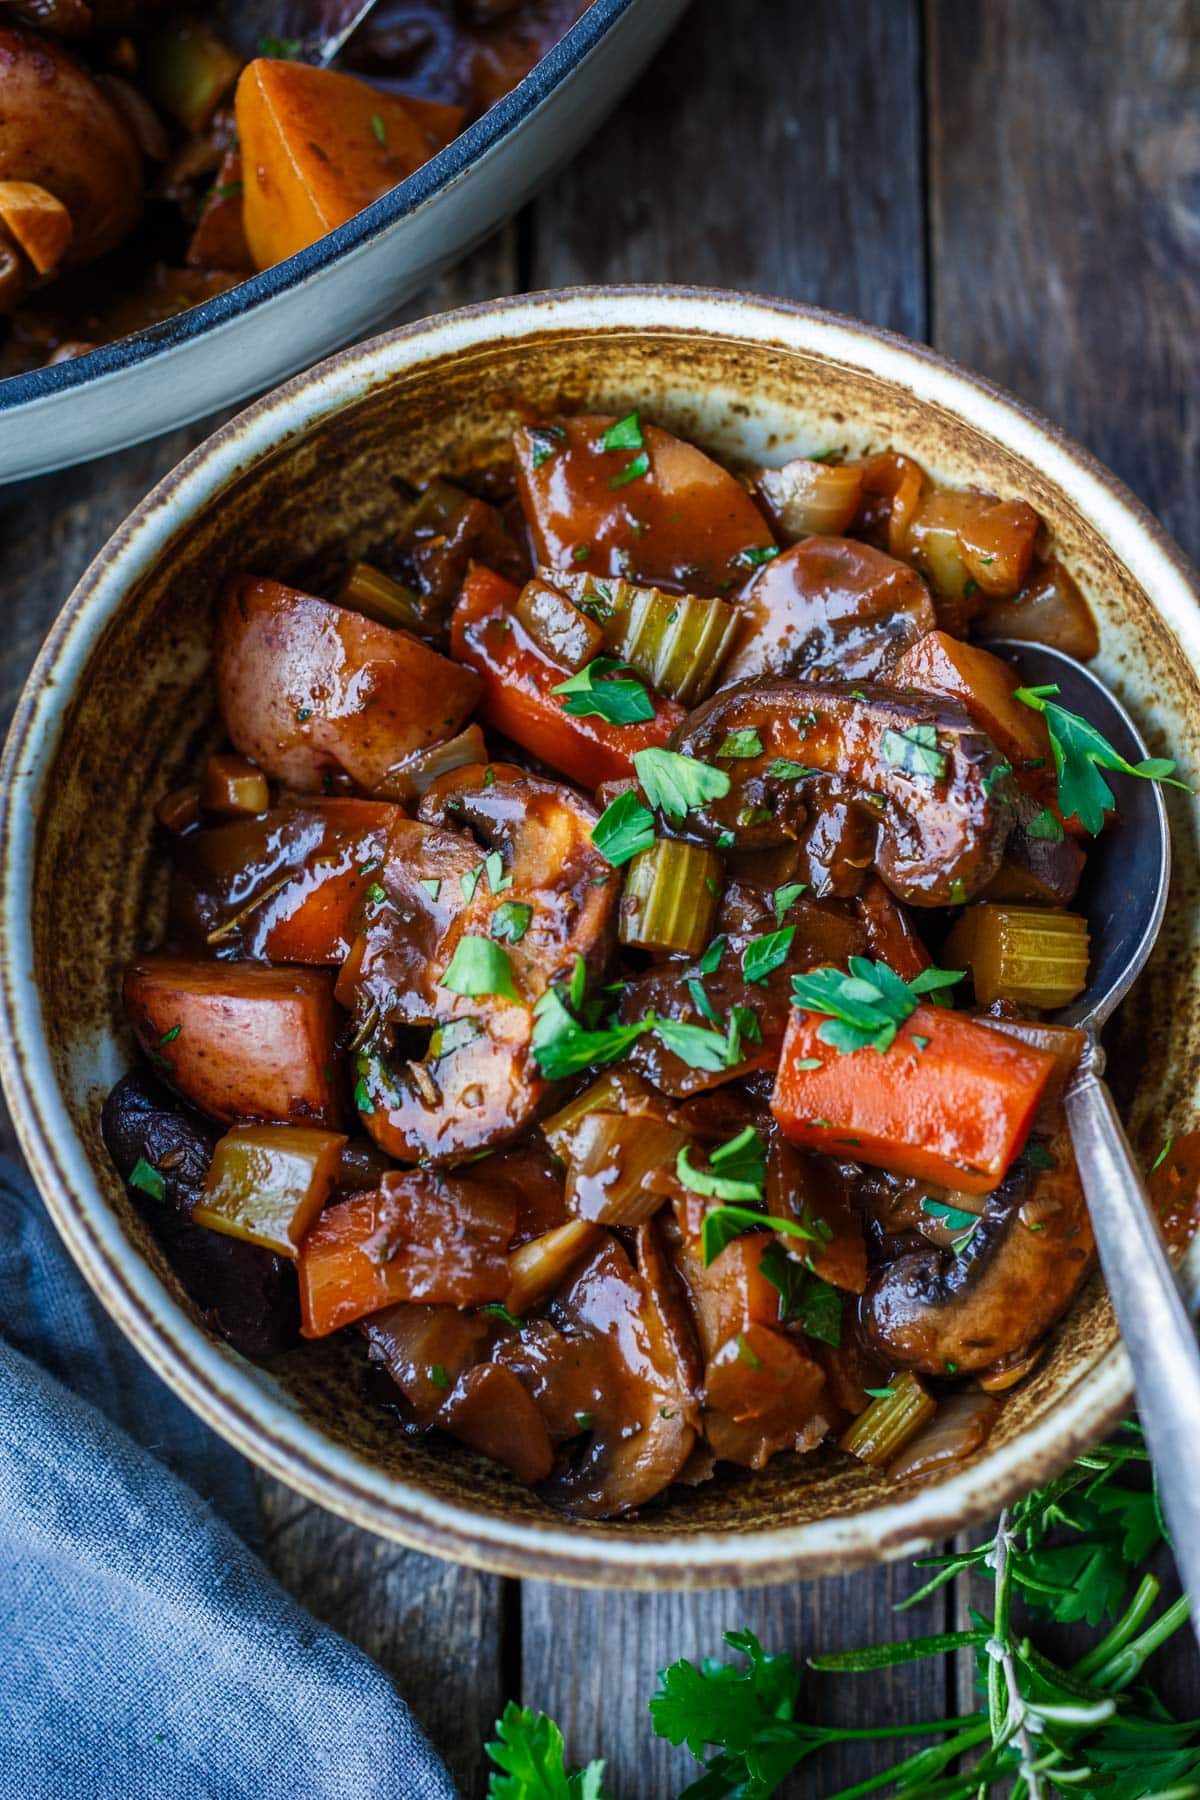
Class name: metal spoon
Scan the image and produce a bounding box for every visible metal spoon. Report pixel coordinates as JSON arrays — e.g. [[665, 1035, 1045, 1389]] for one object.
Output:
[[220, 0, 381, 68], [994, 639, 1200, 1640]]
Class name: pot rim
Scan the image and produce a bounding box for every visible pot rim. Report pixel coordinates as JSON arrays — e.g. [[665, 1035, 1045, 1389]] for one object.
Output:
[[4, 284, 1198, 1587]]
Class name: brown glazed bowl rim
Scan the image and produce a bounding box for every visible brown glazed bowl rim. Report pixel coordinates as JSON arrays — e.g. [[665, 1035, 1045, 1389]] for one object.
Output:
[[4, 286, 1200, 1588]]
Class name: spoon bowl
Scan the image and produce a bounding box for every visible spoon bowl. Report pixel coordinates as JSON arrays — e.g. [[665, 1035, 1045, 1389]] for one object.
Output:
[[991, 639, 1171, 1029]]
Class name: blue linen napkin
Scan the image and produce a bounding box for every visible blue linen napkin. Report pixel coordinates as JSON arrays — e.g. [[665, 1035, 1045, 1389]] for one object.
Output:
[[0, 1156, 457, 1800]]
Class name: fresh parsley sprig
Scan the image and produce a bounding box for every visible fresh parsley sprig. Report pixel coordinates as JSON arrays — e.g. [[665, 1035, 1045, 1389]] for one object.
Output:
[[1015, 682, 1191, 835], [552, 658, 655, 725], [791, 956, 962, 1053], [486, 1422, 1196, 1800]]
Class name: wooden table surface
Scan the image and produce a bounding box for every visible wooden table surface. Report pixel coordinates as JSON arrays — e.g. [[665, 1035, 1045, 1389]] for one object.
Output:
[[3, 2, 1199, 1792]]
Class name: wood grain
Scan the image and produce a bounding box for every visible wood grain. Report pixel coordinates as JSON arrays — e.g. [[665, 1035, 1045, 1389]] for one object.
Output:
[[528, 0, 927, 340], [927, 0, 1200, 559]]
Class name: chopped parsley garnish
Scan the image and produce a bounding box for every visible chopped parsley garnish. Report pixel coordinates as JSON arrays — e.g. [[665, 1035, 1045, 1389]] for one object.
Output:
[[791, 957, 962, 1054], [129, 1157, 165, 1203], [485, 851, 511, 894], [259, 34, 301, 56], [698, 934, 726, 974], [430, 1363, 450, 1391], [921, 1196, 979, 1252], [571, 544, 591, 563], [1015, 682, 1191, 834], [460, 866, 483, 903], [768, 759, 818, 781], [353, 1076, 375, 1115], [1023, 1141, 1058, 1171], [419, 877, 441, 900], [481, 1304, 524, 1330], [491, 900, 532, 944], [881, 722, 948, 781], [701, 1204, 817, 1268], [736, 1332, 762, 1370], [1026, 806, 1065, 841], [609, 450, 650, 489], [158, 1024, 181, 1046], [530, 988, 647, 1081], [633, 747, 731, 820], [439, 936, 517, 1001], [591, 788, 656, 865], [429, 1017, 483, 1060], [370, 112, 387, 145], [716, 728, 763, 760], [739, 545, 780, 568], [864, 1385, 896, 1399], [601, 412, 644, 451], [742, 926, 795, 985], [552, 657, 655, 725], [1151, 1137, 1173, 1173], [983, 759, 1013, 796], [527, 424, 565, 469], [758, 1241, 843, 1345], [773, 881, 806, 923]]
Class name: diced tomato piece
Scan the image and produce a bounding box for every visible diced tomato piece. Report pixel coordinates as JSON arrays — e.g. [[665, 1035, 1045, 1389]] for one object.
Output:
[[451, 564, 683, 788], [124, 956, 342, 1127], [771, 1003, 1057, 1194], [297, 1169, 516, 1336]]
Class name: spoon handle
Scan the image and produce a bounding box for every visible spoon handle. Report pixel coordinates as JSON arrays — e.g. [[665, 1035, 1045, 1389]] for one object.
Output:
[[1066, 1046, 1200, 1644]]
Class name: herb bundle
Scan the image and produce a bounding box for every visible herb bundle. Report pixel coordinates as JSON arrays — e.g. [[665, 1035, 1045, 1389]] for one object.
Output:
[[486, 1422, 1199, 1799]]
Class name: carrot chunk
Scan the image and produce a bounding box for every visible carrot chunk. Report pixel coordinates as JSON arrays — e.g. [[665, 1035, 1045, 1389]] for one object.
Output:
[[770, 1002, 1057, 1194], [450, 565, 682, 788]]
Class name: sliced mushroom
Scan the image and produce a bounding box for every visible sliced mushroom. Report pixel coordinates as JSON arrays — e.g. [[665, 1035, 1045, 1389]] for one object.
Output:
[[513, 414, 775, 596], [722, 536, 936, 684], [863, 1133, 1094, 1376], [341, 763, 618, 1162], [537, 1234, 697, 1517], [672, 676, 1013, 905], [101, 1070, 299, 1358]]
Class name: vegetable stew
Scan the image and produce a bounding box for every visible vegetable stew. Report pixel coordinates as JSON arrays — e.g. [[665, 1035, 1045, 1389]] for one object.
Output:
[[0, 1, 588, 374], [103, 413, 1181, 1519]]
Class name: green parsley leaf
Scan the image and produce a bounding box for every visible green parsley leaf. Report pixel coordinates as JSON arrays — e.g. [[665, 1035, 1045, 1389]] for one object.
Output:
[[742, 926, 795, 985], [716, 728, 763, 759], [1023, 1141, 1058, 1170], [920, 1197, 978, 1233], [863, 1386, 896, 1399], [486, 1700, 612, 1800], [430, 1363, 450, 1391], [634, 747, 730, 820], [159, 1023, 181, 1046], [530, 988, 646, 1081], [736, 1331, 763, 1369], [739, 545, 780, 568], [710, 1125, 768, 1187], [758, 1242, 844, 1345], [128, 1157, 165, 1203], [881, 722, 948, 781], [790, 957, 961, 1054], [429, 1017, 483, 1060], [767, 759, 818, 781], [440, 936, 517, 1001], [609, 450, 650, 489], [491, 900, 532, 944], [419, 877, 441, 900], [1026, 806, 1065, 841], [527, 424, 565, 469], [461, 866, 483, 902], [258, 34, 301, 56], [1015, 682, 1192, 834], [591, 789, 656, 866], [552, 657, 654, 725], [698, 934, 726, 974], [773, 881, 807, 924], [1151, 1136, 1173, 1173], [353, 1075, 375, 1115], [480, 1304, 525, 1331], [653, 1019, 733, 1072], [370, 112, 387, 145], [677, 1135, 764, 1204], [601, 411, 643, 451], [701, 1204, 818, 1266], [485, 850, 511, 893], [983, 758, 1013, 796]]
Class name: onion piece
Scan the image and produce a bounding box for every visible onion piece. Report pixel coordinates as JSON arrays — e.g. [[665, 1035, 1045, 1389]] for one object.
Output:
[[565, 1110, 686, 1227], [371, 723, 488, 803], [855, 451, 926, 557], [541, 1068, 663, 1162], [195, 1122, 347, 1257], [886, 1390, 1000, 1481], [505, 1219, 600, 1315], [756, 457, 864, 539], [974, 557, 1099, 661]]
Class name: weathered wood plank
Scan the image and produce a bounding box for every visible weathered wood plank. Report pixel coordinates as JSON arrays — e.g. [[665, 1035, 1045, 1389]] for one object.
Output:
[[927, 0, 1200, 559], [529, 0, 927, 340], [520, 1564, 952, 1799]]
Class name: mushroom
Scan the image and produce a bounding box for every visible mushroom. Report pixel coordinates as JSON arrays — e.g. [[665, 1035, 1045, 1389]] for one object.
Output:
[[537, 1234, 698, 1517], [722, 535, 937, 684], [340, 763, 618, 1162], [100, 1070, 299, 1358], [513, 414, 776, 596], [863, 1134, 1094, 1376], [671, 676, 1014, 905]]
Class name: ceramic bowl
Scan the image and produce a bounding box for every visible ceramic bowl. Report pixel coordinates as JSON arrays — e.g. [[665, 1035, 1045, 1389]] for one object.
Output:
[[4, 288, 1200, 1588], [0, 0, 687, 485]]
